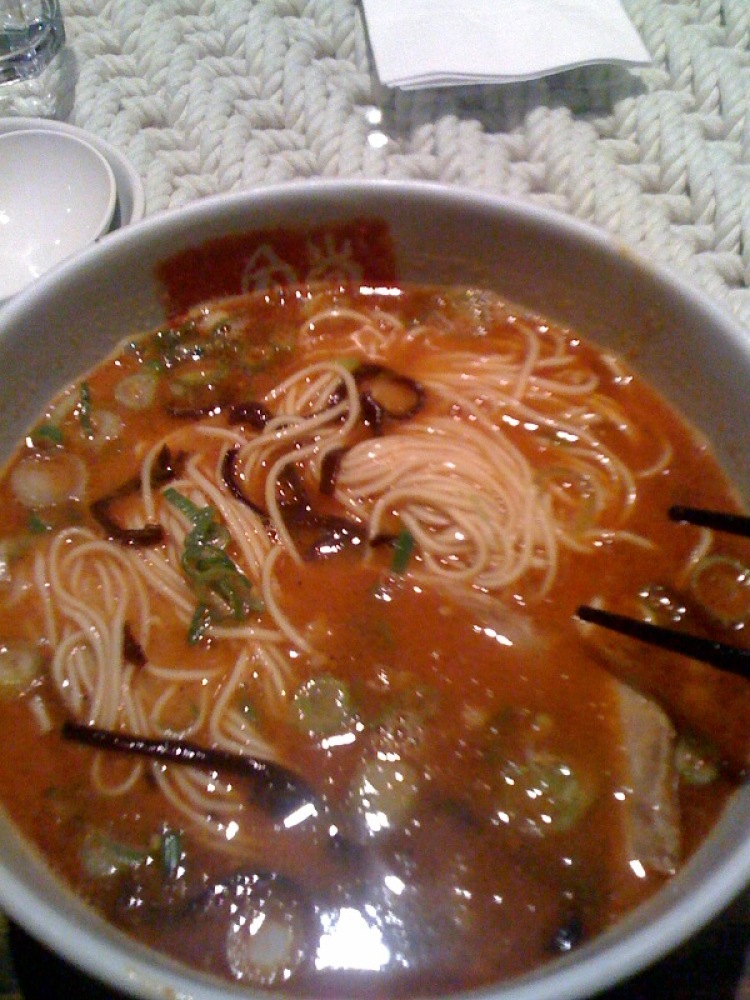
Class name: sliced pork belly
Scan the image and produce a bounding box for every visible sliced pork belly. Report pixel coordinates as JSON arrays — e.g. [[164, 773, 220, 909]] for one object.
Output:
[[614, 681, 680, 875]]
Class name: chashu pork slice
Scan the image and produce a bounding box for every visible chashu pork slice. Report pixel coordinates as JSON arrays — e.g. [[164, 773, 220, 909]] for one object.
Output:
[[614, 680, 680, 876]]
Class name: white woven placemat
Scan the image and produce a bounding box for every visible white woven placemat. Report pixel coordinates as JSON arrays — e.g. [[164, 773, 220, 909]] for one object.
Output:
[[60, 0, 750, 329]]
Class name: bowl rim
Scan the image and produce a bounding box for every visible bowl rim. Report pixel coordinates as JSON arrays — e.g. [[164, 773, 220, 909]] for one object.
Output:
[[0, 177, 749, 1000]]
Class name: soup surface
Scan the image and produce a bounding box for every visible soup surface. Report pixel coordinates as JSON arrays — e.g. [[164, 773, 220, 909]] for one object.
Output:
[[0, 282, 748, 996]]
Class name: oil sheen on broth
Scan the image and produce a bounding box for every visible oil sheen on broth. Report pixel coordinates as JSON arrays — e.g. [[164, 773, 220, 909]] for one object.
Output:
[[0, 282, 748, 996]]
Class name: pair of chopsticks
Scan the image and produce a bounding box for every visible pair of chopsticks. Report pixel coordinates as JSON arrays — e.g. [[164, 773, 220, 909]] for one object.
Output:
[[576, 505, 750, 680]]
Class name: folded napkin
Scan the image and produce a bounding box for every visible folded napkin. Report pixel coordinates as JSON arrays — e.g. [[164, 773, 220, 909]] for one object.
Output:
[[362, 0, 650, 90]]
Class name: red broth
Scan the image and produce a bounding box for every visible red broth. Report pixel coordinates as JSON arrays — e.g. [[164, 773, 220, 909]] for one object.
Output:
[[0, 282, 747, 995]]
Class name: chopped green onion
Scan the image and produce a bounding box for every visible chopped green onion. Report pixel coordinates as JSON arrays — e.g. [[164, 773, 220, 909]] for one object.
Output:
[[335, 356, 361, 372], [0, 641, 42, 695], [187, 603, 212, 646], [291, 674, 354, 736], [170, 361, 227, 390], [234, 685, 258, 722], [182, 544, 236, 583], [213, 572, 260, 619], [391, 529, 415, 574], [495, 755, 592, 835], [164, 487, 204, 524], [159, 828, 182, 878], [165, 488, 262, 643], [27, 514, 51, 535], [115, 370, 159, 410], [347, 755, 420, 843], [80, 829, 147, 878], [77, 382, 94, 439], [689, 554, 750, 627], [31, 423, 64, 447], [675, 732, 720, 786]]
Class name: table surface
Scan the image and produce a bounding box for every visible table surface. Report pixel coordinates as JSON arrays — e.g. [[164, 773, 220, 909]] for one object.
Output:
[[1, 0, 750, 996]]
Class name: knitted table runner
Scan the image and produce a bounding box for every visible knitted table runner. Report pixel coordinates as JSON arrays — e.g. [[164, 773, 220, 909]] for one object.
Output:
[[58, 0, 750, 329]]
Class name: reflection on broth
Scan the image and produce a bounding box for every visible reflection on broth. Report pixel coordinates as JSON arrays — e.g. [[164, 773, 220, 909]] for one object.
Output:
[[0, 281, 748, 996]]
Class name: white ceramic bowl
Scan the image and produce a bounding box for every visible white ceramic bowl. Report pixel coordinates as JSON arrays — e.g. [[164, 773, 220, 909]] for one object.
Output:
[[0, 129, 117, 300], [0, 116, 146, 232], [0, 181, 749, 1000]]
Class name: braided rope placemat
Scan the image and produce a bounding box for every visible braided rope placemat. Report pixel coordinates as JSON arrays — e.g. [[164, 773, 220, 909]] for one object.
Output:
[[60, 0, 750, 329]]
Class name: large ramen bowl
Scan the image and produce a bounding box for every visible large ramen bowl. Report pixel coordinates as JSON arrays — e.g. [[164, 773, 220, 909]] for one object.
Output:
[[0, 180, 749, 1000]]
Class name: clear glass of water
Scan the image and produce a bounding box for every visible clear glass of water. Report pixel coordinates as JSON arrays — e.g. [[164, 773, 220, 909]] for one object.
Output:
[[0, 0, 66, 115]]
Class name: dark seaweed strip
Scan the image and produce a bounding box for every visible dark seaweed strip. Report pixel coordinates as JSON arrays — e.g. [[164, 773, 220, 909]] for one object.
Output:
[[220, 451, 362, 552], [152, 445, 187, 485], [354, 363, 426, 421], [227, 401, 272, 429], [62, 721, 317, 819], [221, 446, 268, 519], [329, 362, 426, 434], [90, 498, 164, 547], [90, 445, 184, 547], [369, 532, 399, 547], [576, 605, 750, 679], [272, 464, 364, 556], [319, 447, 347, 496], [166, 403, 224, 419], [276, 463, 311, 515], [359, 391, 386, 434], [122, 623, 147, 667], [273, 462, 365, 558], [669, 505, 750, 538]]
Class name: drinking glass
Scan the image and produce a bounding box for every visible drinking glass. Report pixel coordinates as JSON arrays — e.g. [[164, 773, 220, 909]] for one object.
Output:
[[0, 0, 66, 116]]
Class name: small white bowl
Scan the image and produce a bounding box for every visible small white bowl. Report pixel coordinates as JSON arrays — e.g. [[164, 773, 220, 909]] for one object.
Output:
[[0, 116, 146, 233], [0, 128, 117, 300], [0, 118, 146, 231]]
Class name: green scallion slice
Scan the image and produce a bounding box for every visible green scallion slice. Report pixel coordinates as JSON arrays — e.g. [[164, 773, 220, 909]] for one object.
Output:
[[391, 529, 415, 574], [31, 423, 64, 446], [78, 382, 94, 439]]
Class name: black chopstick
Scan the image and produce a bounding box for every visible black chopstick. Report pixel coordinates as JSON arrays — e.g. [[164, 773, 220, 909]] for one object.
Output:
[[576, 604, 750, 679], [668, 505, 750, 538]]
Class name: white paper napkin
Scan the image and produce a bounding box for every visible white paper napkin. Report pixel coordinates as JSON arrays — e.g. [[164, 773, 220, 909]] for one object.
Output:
[[362, 0, 650, 90]]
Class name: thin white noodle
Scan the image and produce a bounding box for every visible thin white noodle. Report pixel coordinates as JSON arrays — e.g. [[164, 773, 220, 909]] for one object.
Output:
[[34, 548, 57, 647], [150, 681, 209, 738], [91, 752, 143, 797], [209, 648, 279, 759], [143, 662, 224, 683], [27, 694, 52, 734], [677, 528, 713, 589]]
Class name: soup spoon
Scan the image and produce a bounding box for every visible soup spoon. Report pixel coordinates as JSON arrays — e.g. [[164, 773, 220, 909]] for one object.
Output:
[[0, 128, 117, 302]]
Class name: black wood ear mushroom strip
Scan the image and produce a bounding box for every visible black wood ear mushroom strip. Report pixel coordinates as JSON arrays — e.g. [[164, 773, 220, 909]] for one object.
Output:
[[90, 445, 185, 547], [62, 720, 318, 820]]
